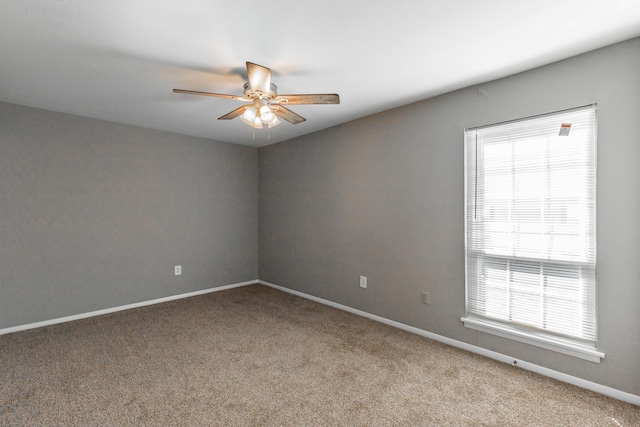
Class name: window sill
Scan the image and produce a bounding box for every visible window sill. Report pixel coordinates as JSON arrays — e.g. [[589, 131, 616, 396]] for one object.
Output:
[[461, 316, 605, 363]]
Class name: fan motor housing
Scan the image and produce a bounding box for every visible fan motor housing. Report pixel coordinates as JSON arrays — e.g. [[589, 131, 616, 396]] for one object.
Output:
[[243, 82, 278, 100]]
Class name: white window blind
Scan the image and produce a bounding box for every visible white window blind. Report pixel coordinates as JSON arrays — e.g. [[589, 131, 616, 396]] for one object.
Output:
[[463, 105, 599, 360]]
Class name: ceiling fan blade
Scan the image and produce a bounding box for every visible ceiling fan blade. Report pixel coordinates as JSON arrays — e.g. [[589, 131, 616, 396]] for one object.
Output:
[[218, 104, 250, 120], [272, 105, 306, 125], [246, 62, 271, 94], [173, 88, 248, 101], [274, 94, 340, 105]]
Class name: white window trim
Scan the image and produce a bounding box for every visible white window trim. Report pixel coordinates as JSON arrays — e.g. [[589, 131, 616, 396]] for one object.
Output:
[[461, 316, 604, 363], [463, 105, 603, 363]]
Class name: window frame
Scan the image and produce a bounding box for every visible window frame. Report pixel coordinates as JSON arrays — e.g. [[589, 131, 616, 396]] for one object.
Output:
[[461, 105, 604, 363]]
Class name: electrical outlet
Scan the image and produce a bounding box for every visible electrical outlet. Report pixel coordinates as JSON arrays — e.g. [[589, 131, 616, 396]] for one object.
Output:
[[175, 265, 182, 276], [422, 292, 429, 305], [225, 266, 232, 275], [360, 276, 367, 289]]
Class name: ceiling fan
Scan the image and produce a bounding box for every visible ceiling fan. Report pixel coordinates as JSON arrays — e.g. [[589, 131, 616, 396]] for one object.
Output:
[[173, 62, 340, 129]]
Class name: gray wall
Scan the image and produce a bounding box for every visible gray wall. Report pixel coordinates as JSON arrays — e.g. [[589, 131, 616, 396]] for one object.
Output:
[[0, 102, 258, 329], [259, 38, 640, 395]]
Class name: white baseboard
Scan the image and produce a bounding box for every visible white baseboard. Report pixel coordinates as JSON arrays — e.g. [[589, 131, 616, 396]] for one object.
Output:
[[0, 280, 257, 336], [258, 280, 640, 406]]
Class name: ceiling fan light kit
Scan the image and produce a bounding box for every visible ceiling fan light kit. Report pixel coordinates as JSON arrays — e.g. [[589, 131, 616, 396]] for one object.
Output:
[[173, 62, 339, 130]]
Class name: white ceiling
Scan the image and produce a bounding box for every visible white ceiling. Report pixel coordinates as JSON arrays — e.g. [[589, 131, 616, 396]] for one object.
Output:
[[2, 1, 640, 147]]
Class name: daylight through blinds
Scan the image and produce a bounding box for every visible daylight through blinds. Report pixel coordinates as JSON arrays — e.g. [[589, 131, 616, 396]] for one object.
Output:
[[465, 105, 597, 345]]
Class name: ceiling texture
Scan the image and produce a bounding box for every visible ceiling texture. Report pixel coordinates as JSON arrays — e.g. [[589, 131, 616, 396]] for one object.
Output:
[[2, 1, 640, 147]]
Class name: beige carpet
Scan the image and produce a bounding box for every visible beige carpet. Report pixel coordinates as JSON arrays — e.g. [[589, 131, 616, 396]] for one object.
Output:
[[1, 284, 638, 426]]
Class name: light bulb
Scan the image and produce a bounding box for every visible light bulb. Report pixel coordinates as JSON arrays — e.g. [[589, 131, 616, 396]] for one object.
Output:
[[260, 105, 275, 124], [268, 116, 281, 129], [241, 107, 262, 128], [241, 107, 256, 121], [254, 99, 275, 124]]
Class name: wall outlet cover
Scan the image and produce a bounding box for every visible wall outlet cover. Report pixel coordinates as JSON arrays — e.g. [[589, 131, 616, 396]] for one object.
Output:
[[422, 292, 429, 304]]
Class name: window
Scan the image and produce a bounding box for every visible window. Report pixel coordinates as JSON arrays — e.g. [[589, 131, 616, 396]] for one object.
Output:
[[462, 105, 603, 362]]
